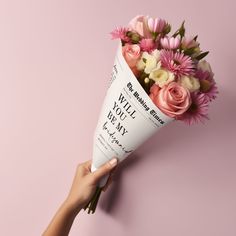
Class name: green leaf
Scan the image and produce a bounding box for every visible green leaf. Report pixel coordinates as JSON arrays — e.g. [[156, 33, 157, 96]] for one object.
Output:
[[179, 21, 185, 38], [151, 32, 158, 40], [193, 35, 198, 41], [131, 33, 141, 43], [172, 21, 185, 38], [184, 47, 196, 55], [163, 24, 171, 35], [195, 51, 209, 60]]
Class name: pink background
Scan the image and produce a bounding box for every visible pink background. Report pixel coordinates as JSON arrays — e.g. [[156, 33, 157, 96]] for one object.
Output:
[[0, 0, 235, 235]]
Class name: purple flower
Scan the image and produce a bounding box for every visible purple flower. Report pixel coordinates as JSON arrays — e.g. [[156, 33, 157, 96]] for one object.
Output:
[[179, 92, 209, 125], [195, 69, 218, 102], [160, 50, 195, 78]]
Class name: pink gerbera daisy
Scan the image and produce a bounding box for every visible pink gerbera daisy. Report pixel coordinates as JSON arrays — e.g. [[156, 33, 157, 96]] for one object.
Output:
[[179, 92, 209, 125], [195, 69, 218, 102], [160, 50, 195, 77], [110, 27, 130, 43]]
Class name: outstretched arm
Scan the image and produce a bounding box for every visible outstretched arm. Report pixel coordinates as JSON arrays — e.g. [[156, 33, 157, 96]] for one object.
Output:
[[42, 158, 117, 236]]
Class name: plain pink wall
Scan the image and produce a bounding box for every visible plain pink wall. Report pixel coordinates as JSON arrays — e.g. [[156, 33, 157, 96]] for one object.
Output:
[[0, 0, 235, 235]]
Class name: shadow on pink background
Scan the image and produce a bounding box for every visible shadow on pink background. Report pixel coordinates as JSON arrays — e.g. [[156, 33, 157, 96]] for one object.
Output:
[[0, 0, 235, 235]]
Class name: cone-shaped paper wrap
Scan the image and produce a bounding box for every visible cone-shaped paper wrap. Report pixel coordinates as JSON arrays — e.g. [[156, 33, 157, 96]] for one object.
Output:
[[84, 42, 173, 213]]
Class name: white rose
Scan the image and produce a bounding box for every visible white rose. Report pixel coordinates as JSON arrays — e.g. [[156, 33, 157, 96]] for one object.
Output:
[[136, 53, 147, 71], [197, 60, 212, 73], [179, 75, 200, 92], [149, 68, 175, 87], [137, 50, 161, 74]]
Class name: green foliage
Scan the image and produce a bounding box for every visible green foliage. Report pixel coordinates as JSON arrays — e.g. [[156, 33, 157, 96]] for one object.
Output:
[[195, 51, 209, 60]]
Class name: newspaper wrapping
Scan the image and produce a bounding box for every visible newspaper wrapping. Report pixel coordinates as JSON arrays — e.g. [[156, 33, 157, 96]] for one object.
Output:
[[91, 42, 173, 186]]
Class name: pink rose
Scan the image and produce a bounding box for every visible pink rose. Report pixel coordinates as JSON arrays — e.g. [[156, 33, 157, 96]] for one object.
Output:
[[149, 82, 160, 100], [149, 82, 191, 118], [128, 15, 151, 38], [130, 65, 141, 77], [122, 44, 141, 69]]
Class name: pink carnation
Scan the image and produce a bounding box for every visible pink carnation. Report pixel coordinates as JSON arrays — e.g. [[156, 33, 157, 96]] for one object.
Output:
[[110, 27, 130, 43], [139, 38, 156, 52]]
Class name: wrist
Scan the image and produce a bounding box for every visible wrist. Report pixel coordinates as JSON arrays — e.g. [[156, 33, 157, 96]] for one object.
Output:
[[63, 198, 84, 216], [61, 199, 82, 218]]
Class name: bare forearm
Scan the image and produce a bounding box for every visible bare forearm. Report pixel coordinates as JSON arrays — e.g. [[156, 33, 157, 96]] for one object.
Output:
[[42, 159, 117, 236], [42, 201, 82, 236]]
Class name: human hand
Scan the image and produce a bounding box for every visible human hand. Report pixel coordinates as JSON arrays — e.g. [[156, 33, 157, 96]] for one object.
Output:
[[64, 158, 118, 214], [43, 159, 118, 236]]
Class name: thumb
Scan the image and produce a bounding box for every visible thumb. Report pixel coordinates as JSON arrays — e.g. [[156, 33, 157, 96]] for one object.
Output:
[[91, 158, 118, 182]]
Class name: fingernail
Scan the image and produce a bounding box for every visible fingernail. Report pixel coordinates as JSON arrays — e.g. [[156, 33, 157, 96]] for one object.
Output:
[[109, 158, 117, 167]]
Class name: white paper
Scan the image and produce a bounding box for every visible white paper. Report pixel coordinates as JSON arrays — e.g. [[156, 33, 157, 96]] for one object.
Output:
[[92, 42, 173, 186]]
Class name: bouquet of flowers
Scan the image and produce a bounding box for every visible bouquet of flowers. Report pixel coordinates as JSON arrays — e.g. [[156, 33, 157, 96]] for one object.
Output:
[[84, 15, 218, 214]]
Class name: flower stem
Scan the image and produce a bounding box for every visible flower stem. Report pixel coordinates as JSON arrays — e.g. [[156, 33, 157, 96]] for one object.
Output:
[[83, 187, 102, 214]]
